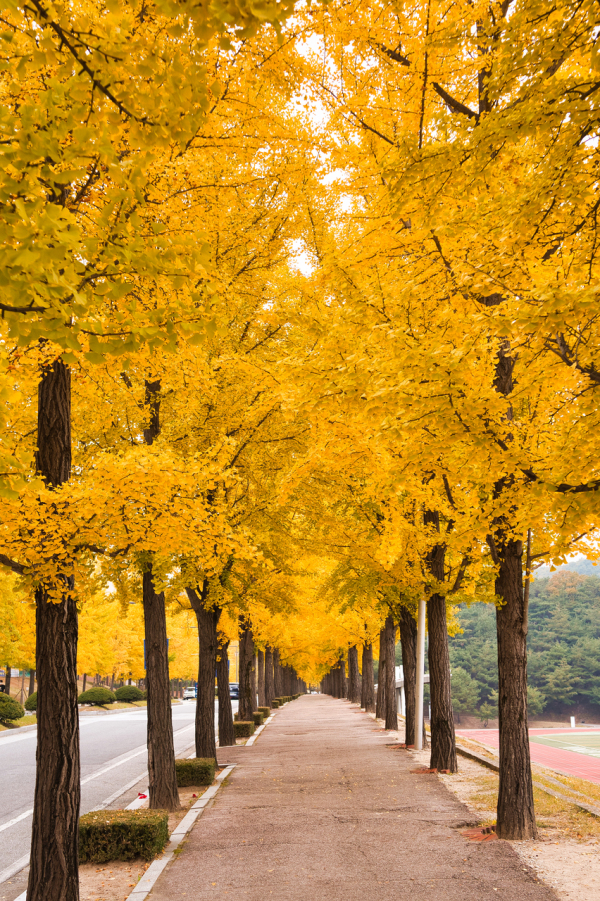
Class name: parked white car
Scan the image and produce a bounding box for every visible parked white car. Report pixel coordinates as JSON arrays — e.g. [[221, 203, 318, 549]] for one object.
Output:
[[183, 686, 197, 700]]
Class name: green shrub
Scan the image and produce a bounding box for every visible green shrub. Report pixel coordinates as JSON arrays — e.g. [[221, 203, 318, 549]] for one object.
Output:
[[175, 758, 215, 787], [115, 685, 145, 702], [274, 697, 285, 706], [78, 687, 116, 706], [257, 706, 270, 718], [271, 699, 280, 708], [79, 810, 168, 863], [25, 692, 37, 712], [233, 720, 255, 738], [252, 711, 264, 726], [0, 694, 25, 723]]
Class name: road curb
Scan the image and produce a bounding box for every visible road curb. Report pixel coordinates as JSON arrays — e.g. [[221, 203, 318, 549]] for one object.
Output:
[[124, 764, 237, 901]]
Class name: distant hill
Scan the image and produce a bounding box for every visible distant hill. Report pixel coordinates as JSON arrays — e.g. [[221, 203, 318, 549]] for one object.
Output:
[[534, 558, 600, 579], [449, 568, 600, 716]]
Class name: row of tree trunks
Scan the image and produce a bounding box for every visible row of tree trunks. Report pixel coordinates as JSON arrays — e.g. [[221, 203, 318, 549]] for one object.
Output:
[[347, 645, 361, 703], [217, 638, 235, 747], [361, 642, 375, 712]]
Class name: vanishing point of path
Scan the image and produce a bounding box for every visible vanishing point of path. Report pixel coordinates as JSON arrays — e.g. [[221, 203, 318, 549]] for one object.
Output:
[[149, 695, 557, 901]]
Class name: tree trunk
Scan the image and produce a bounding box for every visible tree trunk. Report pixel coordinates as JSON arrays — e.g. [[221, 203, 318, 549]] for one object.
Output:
[[495, 537, 537, 838], [217, 638, 235, 747], [273, 648, 283, 698], [140, 378, 179, 810], [424, 510, 457, 772], [347, 646, 360, 703], [28, 358, 80, 901], [5, 665, 10, 696], [186, 584, 219, 760], [257, 649, 266, 707], [29, 669, 36, 696], [238, 618, 255, 721], [428, 593, 457, 771], [264, 646, 275, 707], [252, 653, 258, 707], [384, 615, 398, 730], [375, 628, 386, 719], [143, 568, 180, 810], [361, 642, 375, 712], [489, 339, 537, 839], [399, 607, 417, 746]]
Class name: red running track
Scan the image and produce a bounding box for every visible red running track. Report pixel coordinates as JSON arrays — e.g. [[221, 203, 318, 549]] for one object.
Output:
[[456, 728, 600, 784]]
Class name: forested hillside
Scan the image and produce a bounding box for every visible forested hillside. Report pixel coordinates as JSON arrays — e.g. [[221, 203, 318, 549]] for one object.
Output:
[[450, 571, 600, 718]]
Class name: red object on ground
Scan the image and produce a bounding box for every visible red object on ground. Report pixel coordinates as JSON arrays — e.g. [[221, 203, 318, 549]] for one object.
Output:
[[461, 826, 497, 842], [456, 728, 600, 783]]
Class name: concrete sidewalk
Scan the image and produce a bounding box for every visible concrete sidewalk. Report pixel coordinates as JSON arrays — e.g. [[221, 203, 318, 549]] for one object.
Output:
[[147, 695, 557, 901]]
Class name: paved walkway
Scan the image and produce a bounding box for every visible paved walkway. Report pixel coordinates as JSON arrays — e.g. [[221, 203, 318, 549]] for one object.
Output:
[[457, 728, 600, 783], [148, 696, 556, 901]]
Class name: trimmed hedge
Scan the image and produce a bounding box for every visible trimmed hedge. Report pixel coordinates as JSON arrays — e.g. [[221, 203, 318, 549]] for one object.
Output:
[[233, 720, 255, 739], [0, 694, 24, 723], [252, 711, 264, 726], [79, 809, 168, 863], [257, 706, 270, 718], [115, 685, 145, 702], [271, 699, 280, 708], [25, 691, 37, 712], [175, 758, 215, 787], [78, 687, 116, 706]]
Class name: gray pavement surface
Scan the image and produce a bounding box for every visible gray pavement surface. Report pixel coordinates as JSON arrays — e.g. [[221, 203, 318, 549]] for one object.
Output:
[[0, 698, 236, 900], [148, 695, 558, 901]]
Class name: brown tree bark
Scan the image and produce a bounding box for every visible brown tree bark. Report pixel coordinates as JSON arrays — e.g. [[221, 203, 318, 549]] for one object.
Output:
[[399, 606, 417, 746], [361, 642, 375, 712], [141, 378, 179, 810], [489, 340, 537, 839], [494, 536, 537, 838], [238, 618, 255, 721], [217, 638, 235, 747], [144, 568, 180, 810], [375, 628, 386, 719], [28, 358, 81, 901], [428, 593, 457, 771], [264, 646, 275, 707], [425, 510, 457, 772], [273, 648, 283, 698], [29, 669, 36, 696], [347, 645, 360, 703], [257, 649, 266, 707], [339, 659, 347, 698], [253, 653, 258, 706], [384, 615, 398, 730], [186, 583, 219, 760]]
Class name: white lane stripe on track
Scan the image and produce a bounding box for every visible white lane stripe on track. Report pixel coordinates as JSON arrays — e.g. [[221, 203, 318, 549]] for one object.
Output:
[[0, 722, 195, 835]]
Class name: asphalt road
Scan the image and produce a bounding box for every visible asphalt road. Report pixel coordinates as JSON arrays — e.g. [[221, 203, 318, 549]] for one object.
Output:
[[0, 699, 237, 889]]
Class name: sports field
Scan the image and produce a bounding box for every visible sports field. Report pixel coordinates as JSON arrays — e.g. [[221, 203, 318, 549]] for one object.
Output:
[[456, 728, 600, 783]]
